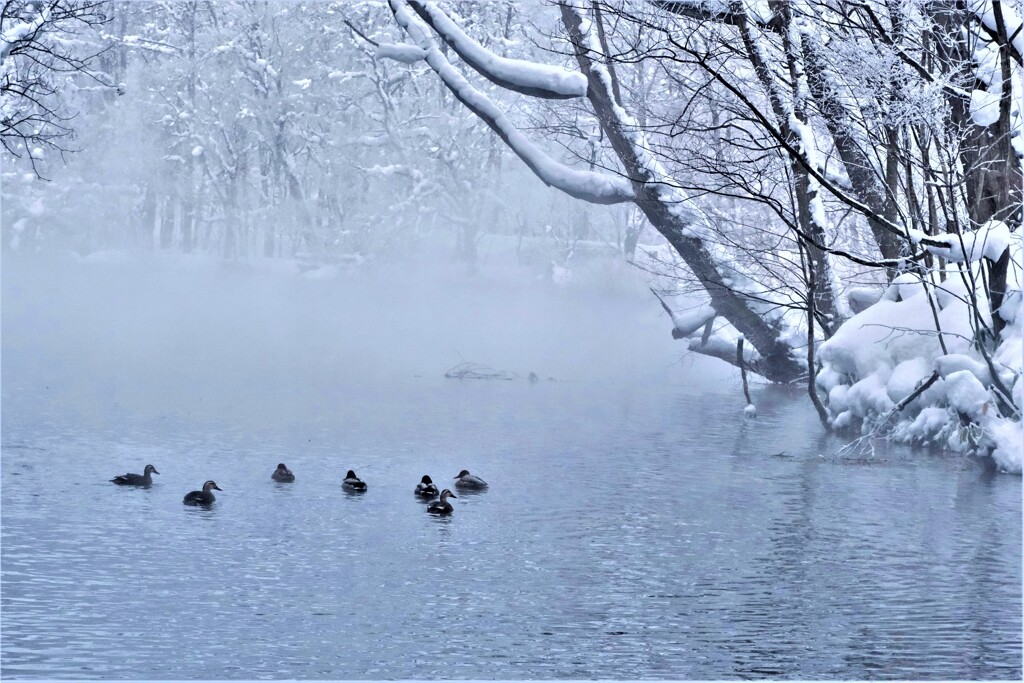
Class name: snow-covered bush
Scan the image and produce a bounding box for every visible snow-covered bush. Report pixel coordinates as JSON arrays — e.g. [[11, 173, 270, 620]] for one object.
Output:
[[818, 231, 1022, 472]]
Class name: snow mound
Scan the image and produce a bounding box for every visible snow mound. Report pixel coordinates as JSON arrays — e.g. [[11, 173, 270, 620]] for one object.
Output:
[[944, 370, 991, 421], [300, 264, 339, 281], [892, 407, 952, 444], [988, 418, 1023, 473], [818, 249, 1022, 472], [934, 354, 992, 387], [818, 297, 971, 379], [969, 88, 1000, 126], [887, 358, 942, 408], [78, 249, 133, 264]]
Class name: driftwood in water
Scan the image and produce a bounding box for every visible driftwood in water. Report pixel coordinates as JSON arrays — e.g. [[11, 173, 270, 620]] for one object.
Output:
[[737, 339, 752, 405], [444, 362, 518, 381], [737, 338, 755, 418]]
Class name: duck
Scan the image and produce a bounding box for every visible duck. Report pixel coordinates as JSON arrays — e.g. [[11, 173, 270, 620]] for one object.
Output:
[[183, 480, 222, 506], [453, 469, 488, 489], [342, 470, 367, 491], [271, 463, 295, 482], [110, 464, 159, 487], [415, 475, 439, 498], [427, 489, 457, 514]]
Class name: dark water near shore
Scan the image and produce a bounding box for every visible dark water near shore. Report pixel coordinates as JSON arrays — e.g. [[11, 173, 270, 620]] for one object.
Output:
[[2, 255, 1021, 679]]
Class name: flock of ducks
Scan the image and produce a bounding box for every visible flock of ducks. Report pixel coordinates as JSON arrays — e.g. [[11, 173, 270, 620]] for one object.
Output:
[[109, 464, 488, 515]]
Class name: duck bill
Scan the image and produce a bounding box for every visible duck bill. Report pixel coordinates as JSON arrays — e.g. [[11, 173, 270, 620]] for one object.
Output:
[[153, 469, 160, 475]]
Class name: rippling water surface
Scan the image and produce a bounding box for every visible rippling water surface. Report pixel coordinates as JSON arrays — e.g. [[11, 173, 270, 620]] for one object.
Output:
[[2, 256, 1021, 679]]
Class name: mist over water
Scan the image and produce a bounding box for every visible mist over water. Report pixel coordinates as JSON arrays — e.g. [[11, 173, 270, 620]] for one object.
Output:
[[3, 251, 723, 423], [2, 252, 1021, 679]]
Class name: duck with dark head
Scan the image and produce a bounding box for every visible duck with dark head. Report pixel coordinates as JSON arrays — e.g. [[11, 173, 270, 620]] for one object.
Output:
[[453, 469, 488, 489], [272, 463, 295, 482], [110, 464, 160, 487], [427, 489, 457, 515], [342, 470, 367, 492], [415, 475, 439, 498], [183, 480, 222, 506]]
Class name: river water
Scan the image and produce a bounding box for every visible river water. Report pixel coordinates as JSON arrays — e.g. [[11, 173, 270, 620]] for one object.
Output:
[[2, 255, 1020, 679]]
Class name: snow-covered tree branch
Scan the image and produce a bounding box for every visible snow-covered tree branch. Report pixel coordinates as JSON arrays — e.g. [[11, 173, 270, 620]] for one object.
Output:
[[386, 0, 634, 205], [1, 0, 110, 174]]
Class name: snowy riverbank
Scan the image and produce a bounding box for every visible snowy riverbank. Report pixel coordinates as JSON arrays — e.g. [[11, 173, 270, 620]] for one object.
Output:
[[817, 235, 1022, 473]]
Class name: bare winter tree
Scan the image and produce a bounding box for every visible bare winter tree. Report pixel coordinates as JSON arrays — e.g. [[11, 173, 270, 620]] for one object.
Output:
[[1, 0, 110, 175]]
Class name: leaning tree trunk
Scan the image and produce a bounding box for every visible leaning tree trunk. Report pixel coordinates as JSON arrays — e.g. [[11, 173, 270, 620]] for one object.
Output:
[[559, 4, 804, 383], [391, 0, 804, 383]]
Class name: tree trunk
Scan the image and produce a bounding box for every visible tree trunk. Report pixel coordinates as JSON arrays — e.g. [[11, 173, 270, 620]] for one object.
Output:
[[800, 35, 904, 275], [158, 199, 174, 250], [931, 0, 1023, 336], [561, 4, 804, 383]]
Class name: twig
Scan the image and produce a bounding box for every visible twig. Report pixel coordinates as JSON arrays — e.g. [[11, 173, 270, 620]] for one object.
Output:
[[344, 19, 379, 47], [886, 371, 941, 419]]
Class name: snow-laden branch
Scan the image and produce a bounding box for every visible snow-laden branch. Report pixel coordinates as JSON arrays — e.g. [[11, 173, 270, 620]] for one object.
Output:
[[119, 34, 180, 55], [406, 0, 588, 99], [361, 163, 424, 182], [970, 0, 1024, 65], [1, 4, 51, 64], [375, 43, 426, 64], [650, 289, 771, 376], [650, 288, 716, 338], [387, 0, 634, 205], [654, 1, 777, 29], [688, 334, 760, 367], [909, 220, 1012, 263]]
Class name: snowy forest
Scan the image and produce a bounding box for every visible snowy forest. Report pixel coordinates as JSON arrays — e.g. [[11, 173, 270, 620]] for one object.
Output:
[[2, 0, 1022, 472]]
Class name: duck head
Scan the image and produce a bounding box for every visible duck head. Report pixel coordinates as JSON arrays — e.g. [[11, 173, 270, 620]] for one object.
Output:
[[439, 488, 457, 500], [144, 464, 160, 475], [203, 480, 223, 492], [345, 470, 358, 479], [454, 469, 470, 479], [276, 463, 289, 471], [420, 475, 434, 484]]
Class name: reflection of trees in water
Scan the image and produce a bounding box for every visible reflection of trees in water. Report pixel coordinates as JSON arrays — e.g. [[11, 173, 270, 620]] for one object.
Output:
[[709, 441, 1022, 679], [942, 473, 1023, 679], [714, 458, 822, 677]]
